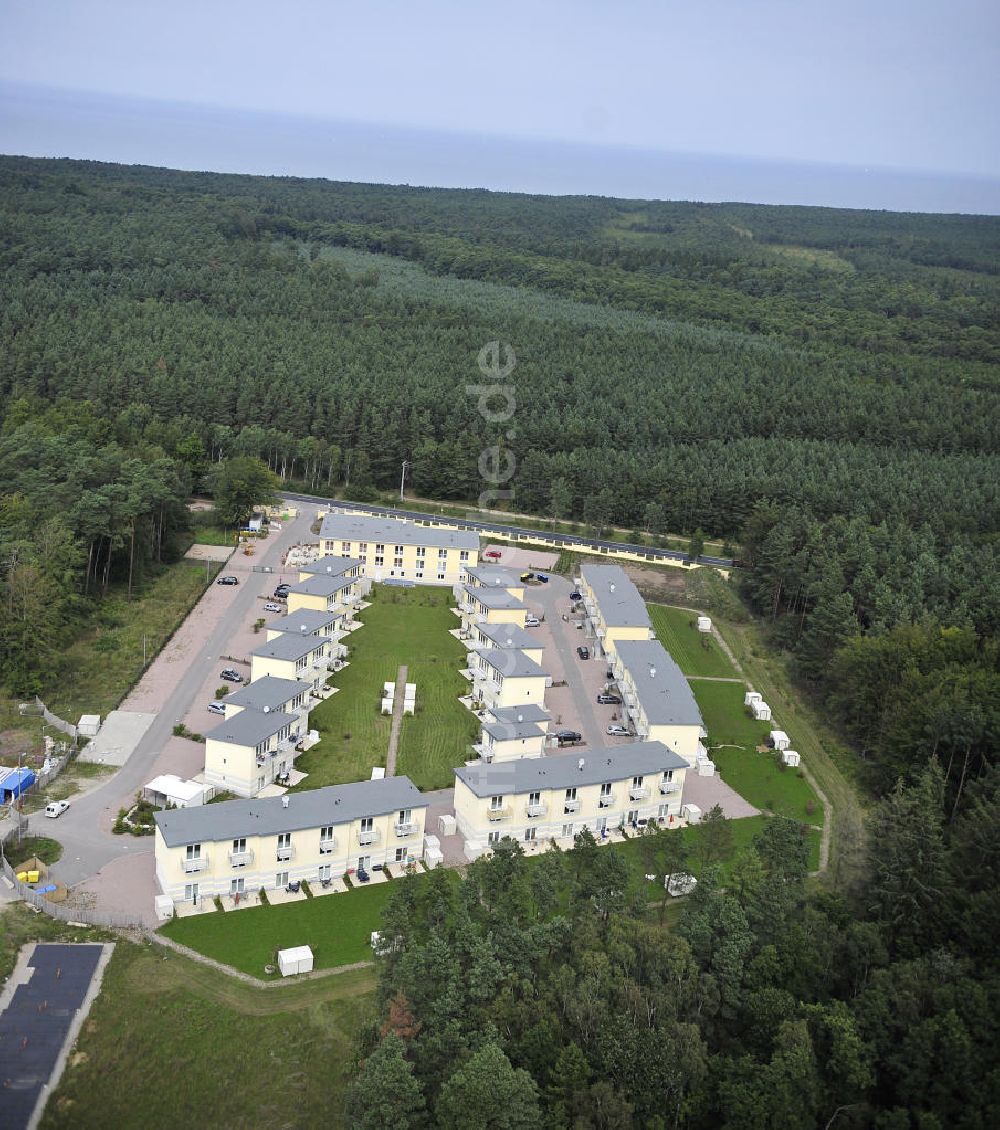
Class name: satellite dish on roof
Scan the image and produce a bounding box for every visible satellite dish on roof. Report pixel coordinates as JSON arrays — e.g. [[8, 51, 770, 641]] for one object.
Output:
[[264, 705, 270, 713], [578, 758, 585, 770], [609, 583, 615, 592]]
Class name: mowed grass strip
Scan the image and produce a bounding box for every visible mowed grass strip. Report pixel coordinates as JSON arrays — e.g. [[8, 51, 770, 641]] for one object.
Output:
[[48, 559, 217, 720], [647, 603, 737, 678], [42, 933, 373, 1130], [298, 586, 477, 790], [160, 881, 395, 976], [692, 679, 773, 749]]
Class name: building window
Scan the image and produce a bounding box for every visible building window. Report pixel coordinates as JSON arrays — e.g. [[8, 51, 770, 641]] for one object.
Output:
[[632, 775, 644, 788], [600, 783, 612, 798], [438, 548, 447, 559], [488, 830, 501, 845], [185, 843, 202, 860], [524, 827, 537, 842], [415, 570, 423, 579], [359, 543, 367, 553], [565, 787, 577, 801], [394, 556, 403, 568], [394, 545, 404, 555], [395, 847, 407, 862], [318, 864, 332, 881], [562, 824, 574, 838], [374, 556, 384, 567], [360, 556, 367, 565], [437, 572, 445, 581], [230, 877, 245, 895], [460, 550, 469, 561], [375, 544, 384, 554], [489, 795, 504, 811], [529, 790, 540, 806], [341, 542, 351, 553], [416, 546, 425, 558], [275, 871, 288, 888]]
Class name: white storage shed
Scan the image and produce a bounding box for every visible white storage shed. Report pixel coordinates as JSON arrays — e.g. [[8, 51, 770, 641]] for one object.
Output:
[[770, 730, 791, 751], [681, 803, 702, 825], [277, 945, 314, 977], [752, 701, 772, 721], [697, 616, 712, 633], [782, 750, 801, 767], [697, 759, 716, 777], [744, 691, 762, 707]]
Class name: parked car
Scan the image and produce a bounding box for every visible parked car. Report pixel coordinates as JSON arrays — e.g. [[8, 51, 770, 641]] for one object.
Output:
[[216, 575, 239, 586], [569, 590, 582, 601], [607, 724, 630, 737], [44, 800, 70, 818], [220, 668, 244, 683], [520, 572, 534, 582], [207, 701, 227, 715], [536, 573, 549, 583], [263, 602, 282, 613], [483, 550, 502, 560], [554, 729, 582, 744], [524, 615, 541, 627], [273, 584, 291, 598], [577, 646, 590, 660], [597, 693, 622, 705]]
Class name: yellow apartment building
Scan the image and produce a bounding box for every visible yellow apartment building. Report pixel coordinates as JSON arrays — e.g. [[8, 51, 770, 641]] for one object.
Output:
[[203, 706, 303, 797], [453, 741, 688, 846], [250, 633, 332, 693], [462, 565, 526, 602], [469, 621, 544, 665], [578, 564, 653, 659], [319, 511, 479, 585], [471, 648, 548, 712], [154, 777, 427, 906], [458, 584, 528, 632]]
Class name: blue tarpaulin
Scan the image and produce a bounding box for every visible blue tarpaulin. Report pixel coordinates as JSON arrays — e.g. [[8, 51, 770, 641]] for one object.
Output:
[[0, 766, 36, 800]]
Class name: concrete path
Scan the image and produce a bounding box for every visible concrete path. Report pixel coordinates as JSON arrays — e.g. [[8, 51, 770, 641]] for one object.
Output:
[[16, 511, 319, 892], [384, 665, 408, 777]]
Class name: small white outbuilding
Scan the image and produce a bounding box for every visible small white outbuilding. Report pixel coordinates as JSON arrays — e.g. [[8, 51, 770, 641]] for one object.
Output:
[[697, 616, 712, 633], [782, 750, 801, 767], [424, 847, 443, 870], [681, 803, 702, 825], [277, 945, 314, 977], [697, 759, 716, 777], [744, 690, 762, 707], [438, 814, 457, 837], [770, 730, 791, 751], [752, 701, 772, 721]]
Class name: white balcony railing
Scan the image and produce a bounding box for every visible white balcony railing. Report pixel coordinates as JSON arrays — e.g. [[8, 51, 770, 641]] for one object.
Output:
[[319, 839, 337, 854], [183, 856, 208, 873], [563, 799, 581, 813], [629, 786, 649, 801], [276, 845, 294, 862], [358, 828, 381, 845], [660, 781, 680, 795], [394, 822, 417, 837], [487, 807, 509, 822], [525, 802, 546, 818], [228, 849, 253, 867], [599, 793, 615, 807]]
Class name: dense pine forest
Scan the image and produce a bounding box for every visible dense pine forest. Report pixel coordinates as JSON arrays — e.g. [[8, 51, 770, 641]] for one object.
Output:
[[1, 155, 998, 778]]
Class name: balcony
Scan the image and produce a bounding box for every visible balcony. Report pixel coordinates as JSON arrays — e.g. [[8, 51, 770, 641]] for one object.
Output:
[[525, 802, 546, 818], [358, 828, 381, 845], [599, 793, 615, 807], [487, 807, 509, 822], [183, 855, 208, 873], [319, 839, 337, 854], [394, 822, 417, 837], [629, 786, 649, 801], [563, 799, 581, 813], [659, 780, 681, 795], [228, 849, 254, 867], [276, 845, 294, 862]]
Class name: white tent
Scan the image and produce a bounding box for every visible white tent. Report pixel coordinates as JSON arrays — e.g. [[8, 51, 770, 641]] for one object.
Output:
[[438, 814, 457, 837], [752, 701, 772, 721], [277, 945, 314, 977], [370, 766, 386, 780], [782, 750, 801, 767], [770, 730, 791, 751], [744, 690, 762, 707], [697, 616, 712, 633], [424, 847, 444, 870], [697, 759, 716, 777], [154, 895, 174, 921], [144, 774, 207, 808]]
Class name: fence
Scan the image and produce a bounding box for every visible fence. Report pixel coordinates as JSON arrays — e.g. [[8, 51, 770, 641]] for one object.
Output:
[[0, 854, 144, 930], [19, 696, 79, 741]]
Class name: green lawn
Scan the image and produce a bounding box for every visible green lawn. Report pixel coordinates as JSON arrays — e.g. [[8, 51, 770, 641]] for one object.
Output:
[[187, 523, 237, 546], [295, 586, 478, 790], [647, 603, 737, 678], [692, 679, 773, 749], [45, 560, 219, 721], [35, 918, 373, 1129]]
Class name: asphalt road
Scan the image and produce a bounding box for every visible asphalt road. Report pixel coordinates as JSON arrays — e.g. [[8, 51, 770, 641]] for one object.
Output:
[[21, 512, 318, 889]]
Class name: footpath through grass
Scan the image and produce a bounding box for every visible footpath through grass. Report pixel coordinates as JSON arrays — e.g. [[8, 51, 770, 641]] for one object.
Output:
[[44, 559, 219, 721], [647, 602, 736, 678], [296, 586, 477, 791]]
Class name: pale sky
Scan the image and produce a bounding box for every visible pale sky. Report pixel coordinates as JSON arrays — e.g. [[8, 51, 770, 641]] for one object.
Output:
[[1, 0, 998, 176]]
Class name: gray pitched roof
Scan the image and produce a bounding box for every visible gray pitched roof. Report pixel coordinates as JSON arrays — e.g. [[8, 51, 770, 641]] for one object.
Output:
[[223, 676, 312, 713], [581, 564, 652, 630], [465, 566, 522, 589], [615, 639, 704, 727], [490, 704, 550, 725], [464, 585, 526, 611], [482, 719, 546, 741], [267, 609, 341, 636], [251, 634, 330, 662], [155, 776, 426, 848], [454, 741, 687, 797], [320, 511, 479, 550], [205, 708, 297, 748], [476, 623, 541, 651], [288, 574, 356, 598], [298, 556, 363, 578], [478, 648, 547, 679]]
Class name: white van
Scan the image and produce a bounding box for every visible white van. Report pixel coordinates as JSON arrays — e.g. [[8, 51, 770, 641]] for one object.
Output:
[[45, 801, 70, 818]]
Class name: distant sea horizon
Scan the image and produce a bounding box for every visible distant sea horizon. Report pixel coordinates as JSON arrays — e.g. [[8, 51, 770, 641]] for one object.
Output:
[[1, 82, 998, 216]]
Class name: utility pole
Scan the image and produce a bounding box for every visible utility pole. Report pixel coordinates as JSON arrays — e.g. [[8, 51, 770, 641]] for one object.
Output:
[[399, 460, 411, 501]]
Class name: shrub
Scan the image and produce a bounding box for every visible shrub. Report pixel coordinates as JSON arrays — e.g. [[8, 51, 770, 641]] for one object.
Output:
[[112, 808, 128, 834], [93, 634, 121, 653], [214, 895, 224, 912], [172, 723, 187, 737], [301, 879, 313, 898], [214, 686, 230, 700], [259, 887, 269, 906]]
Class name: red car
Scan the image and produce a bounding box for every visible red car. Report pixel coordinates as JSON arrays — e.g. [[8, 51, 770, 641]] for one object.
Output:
[[483, 550, 502, 560]]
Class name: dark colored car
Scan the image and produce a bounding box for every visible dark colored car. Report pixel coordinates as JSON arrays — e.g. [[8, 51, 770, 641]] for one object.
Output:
[[536, 573, 549, 583], [577, 646, 590, 660], [217, 575, 238, 586], [569, 591, 582, 601], [274, 584, 291, 598], [220, 668, 244, 683], [596, 693, 622, 705], [555, 729, 582, 744]]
